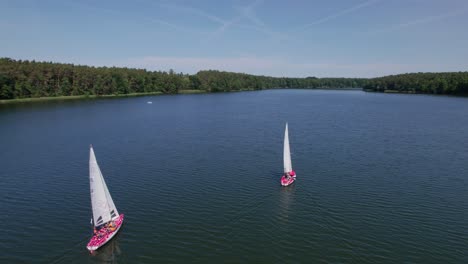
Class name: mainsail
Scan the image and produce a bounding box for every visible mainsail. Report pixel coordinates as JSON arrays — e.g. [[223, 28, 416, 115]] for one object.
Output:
[[89, 146, 119, 227], [283, 123, 292, 173]]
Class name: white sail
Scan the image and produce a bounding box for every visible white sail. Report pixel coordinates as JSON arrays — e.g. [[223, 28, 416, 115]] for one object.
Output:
[[103, 175, 119, 221], [283, 123, 293, 173], [89, 146, 119, 227]]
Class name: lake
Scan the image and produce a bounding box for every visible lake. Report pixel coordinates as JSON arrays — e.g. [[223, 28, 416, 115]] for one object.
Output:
[[0, 90, 467, 263]]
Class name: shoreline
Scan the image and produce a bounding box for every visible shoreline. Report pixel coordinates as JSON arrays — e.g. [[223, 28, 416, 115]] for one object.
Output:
[[0, 88, 366, 105], [363, 89, 468, 97], [0, 90, 209, 104], [363, 89, 416, 94], [177, 89, 207, 94]]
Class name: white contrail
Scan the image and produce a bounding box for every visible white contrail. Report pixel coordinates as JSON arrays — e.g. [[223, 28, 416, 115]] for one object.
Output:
[[158, 2, 227, 25], [369, 9, 467, 34], [296, 0, 381, 32], [211, 0, 264, 35]]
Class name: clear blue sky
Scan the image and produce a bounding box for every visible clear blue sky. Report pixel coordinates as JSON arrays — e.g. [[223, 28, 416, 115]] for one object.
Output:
[[1, 0, 467, 77]]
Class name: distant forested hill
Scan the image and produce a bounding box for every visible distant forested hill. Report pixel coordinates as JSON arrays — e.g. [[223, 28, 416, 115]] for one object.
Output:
[[363, 72, 468, 95], [2, 57, 467, 100], [0, 58, 367, 100]]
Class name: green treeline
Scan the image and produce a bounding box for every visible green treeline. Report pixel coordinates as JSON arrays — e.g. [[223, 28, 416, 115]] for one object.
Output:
[[195, 70, 368, 91], [2, 57, 467, 100], [364, 72, 468, 95], [0, 58, 191, 99], [0, 58, 367, 100]]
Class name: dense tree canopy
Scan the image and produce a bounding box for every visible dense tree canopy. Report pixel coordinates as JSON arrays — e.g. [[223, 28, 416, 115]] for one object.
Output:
[[0, 58, 190, 99], [195, 70, 368, 92], [2, 57, 466, 100], [0, 58, 368, 100], [363, 72, 468, 95]]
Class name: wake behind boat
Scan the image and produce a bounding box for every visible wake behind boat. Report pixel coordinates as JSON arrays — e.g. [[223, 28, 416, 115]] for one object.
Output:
[[281, 123, 296, 186], [87, 146, 124, 251]]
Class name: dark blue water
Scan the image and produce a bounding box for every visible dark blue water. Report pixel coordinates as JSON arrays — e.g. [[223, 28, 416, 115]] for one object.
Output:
[[0, 90, 467, 263]]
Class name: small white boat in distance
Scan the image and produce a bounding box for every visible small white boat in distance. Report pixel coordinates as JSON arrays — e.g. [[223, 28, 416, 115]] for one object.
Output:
[[281, 123, 296, 186], [147, 101, 152, 104], [87, 145, 124, 251]]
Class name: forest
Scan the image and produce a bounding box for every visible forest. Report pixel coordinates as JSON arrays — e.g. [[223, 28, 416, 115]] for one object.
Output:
[[1, 57, 467, 100], [363, 72, 468, 95], [0, 58, 366, 100]]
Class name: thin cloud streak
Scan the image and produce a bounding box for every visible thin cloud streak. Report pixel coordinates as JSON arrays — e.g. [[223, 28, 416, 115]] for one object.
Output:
[[242, 5, 265, 27], [68, 1, 205, 35], [205, 0, 289, 42], [156, 2, 227, 25], [296, 0, 380, 32], [138, 0, 286, 41], [368, 9, 468, 34], [236, 23, 288, 40], [210, 0, 264, 36], [239, 3, 288, 40]]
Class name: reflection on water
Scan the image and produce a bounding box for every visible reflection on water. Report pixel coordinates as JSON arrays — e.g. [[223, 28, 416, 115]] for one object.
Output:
[[278, 183, 296, 223], [90, 233, 122, 264]]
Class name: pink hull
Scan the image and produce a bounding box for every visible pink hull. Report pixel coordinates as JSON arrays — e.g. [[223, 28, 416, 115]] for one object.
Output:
[[281, 175, 296, 186], [87, 214, 124, 251]]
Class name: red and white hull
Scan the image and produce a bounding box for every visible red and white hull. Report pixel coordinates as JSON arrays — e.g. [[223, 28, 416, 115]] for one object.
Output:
[[281, 174, 296, 186], [87, 214, 124, 251]]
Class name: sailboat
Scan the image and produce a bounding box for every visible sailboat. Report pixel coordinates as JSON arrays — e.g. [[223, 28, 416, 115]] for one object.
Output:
[[87, 145, 124, 251], [281, 123, 296, 186]]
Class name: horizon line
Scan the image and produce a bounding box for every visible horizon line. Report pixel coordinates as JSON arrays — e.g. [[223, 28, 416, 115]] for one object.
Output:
[[2, 56, 466, 79]]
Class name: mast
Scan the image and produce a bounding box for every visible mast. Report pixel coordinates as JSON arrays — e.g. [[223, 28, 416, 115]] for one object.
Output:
[[283, 123, 293, 173]]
